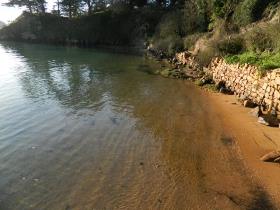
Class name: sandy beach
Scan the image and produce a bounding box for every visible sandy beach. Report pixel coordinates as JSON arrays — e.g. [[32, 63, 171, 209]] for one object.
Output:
[[207, 90, 280, 207]]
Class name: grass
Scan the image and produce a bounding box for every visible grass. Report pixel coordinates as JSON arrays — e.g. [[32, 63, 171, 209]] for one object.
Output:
[[224, 51, 280, 70]]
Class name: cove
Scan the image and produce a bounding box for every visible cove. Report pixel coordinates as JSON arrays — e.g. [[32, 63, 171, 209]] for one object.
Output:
[[0, 42, 274, 210]]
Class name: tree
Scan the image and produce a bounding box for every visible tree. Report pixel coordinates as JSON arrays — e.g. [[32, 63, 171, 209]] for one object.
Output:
[[81, 0, 95, 14], [52, 0, 62, 15], [35, 0, 46, 13], [61, 0, 81, 18], [3, 0, 46, 14]]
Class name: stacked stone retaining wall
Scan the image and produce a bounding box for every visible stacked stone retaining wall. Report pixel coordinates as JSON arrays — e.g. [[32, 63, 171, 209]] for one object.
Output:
[[209, 58, 280, 111], [175, 52, 280, 111]]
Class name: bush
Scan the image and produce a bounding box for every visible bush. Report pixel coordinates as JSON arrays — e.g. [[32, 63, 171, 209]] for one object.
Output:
[[233, 0, 277, 26], [182, 0, 208, 35], [266, 23, 280, 52], [225, 51, 258, 64], [155, 10, 182, 38], [183, 33, 203, 50], [212, 0, 240, 19], [244, 27, 273, 52], [196, 44, 219, 66], [224, 51, 280, 70], [217, 36, 244, 54], [233, 0, 258, 26], [152, 35, 183, 57]]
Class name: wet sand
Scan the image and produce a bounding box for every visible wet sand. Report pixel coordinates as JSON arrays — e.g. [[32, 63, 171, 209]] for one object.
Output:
[[206, 90, 280, 208]]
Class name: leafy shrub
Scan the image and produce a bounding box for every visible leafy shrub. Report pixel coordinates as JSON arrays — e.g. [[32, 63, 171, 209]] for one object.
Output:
[[258, 52, 280, 70], [196, 44, 219, 66], [212, 0, 241, 20], [152, 35, 183, 57], [265, 23, 280, 52], [244, 27, 273, 52], [225, 51, 280, 70], [217, 36, 244, 54], [183, 33, 203, 50], [233, 0, 277, 26], [233, 0, 258, 26], [182, 0, 208, 35], [155, 10, 182, 38], [225, 51, 258, 64]]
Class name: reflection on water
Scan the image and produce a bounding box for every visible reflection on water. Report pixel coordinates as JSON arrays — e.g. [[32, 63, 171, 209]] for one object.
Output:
[[0, 42, 275, 210]]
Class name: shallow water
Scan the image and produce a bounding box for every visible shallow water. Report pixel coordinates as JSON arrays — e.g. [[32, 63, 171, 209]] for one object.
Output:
[[0, 42, 275, 210]]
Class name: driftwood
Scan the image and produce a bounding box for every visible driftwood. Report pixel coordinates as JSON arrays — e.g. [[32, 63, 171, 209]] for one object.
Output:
[[260, 150, 280, 162]]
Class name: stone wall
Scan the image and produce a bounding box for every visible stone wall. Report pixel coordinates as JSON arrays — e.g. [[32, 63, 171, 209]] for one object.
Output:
[[208, 58, 280, 111], [175, 52, 280, 111]]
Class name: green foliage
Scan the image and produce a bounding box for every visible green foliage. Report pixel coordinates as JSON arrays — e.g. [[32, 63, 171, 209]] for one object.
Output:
[[152, 35, 183, 57], [233, 0, 277, 26], [3, 0, 47, 13], [61, 0, 81, 18], [151, 0, 210, 56], [1, 0, 280, 60], [217, 36, 244, 54], [182, 0, 208, 35], [224, 51, 280, 70], [196, 44, 219, 66], [183, 33, 203, 50], [244, 27, 273, 52], [0, 8, 164, 46], [155, 10, 182, 38], [212, 0, 227, 18], [233, 0, 256, 26], [212, 0, 240, 18]]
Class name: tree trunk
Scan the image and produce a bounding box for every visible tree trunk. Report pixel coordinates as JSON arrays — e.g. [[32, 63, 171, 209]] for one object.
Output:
[[57, 0, 60, 16]]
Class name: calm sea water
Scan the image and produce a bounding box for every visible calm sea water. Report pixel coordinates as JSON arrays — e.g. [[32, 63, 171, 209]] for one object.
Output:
[[0, 42, 274, 210]]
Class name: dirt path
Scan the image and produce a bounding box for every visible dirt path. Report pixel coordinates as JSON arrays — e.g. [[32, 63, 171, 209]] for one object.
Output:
[[206, 90, 280, 208]]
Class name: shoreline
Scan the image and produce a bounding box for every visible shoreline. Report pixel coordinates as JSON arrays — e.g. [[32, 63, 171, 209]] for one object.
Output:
[[204, 89, 280, 207]]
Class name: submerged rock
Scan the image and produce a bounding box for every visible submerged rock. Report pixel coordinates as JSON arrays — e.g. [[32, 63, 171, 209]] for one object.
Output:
[[258, 114, 279, 127], [159, 68, 189, 79], [160, 69, 171, 78], [196, 75, 214, 86], [258, 117, 269, 126], [260, 150, 280, 162]]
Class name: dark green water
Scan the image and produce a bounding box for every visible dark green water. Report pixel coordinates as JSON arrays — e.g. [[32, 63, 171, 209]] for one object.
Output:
[[0, 42, 275, 210]]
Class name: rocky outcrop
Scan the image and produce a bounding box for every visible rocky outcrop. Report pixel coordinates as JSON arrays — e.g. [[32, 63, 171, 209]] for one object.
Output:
[[208, 58, 280, 111]]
